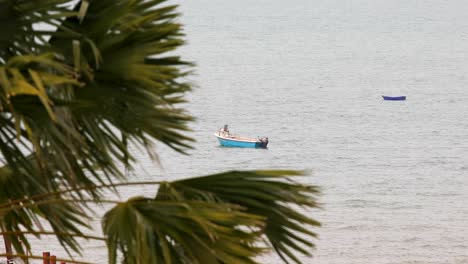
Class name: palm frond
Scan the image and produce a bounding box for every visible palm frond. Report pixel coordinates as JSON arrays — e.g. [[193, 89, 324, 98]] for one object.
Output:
[[0, 166, 92, 257], [103, 197, 265, 264], [0, 0, 79, 60], [48, 0, 194, 154], [0, 0, 194, 202], [156, 170, 321, 264]]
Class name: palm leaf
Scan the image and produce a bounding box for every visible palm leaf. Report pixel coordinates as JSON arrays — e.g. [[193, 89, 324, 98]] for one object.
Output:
[[156, 170, 321, 264], [103, 197, 265, 264], [0, 0, 79, 59]]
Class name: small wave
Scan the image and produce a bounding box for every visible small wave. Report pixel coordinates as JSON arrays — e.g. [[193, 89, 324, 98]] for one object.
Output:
[[334, 224, 366, 231], [403, 237, 419, 243]]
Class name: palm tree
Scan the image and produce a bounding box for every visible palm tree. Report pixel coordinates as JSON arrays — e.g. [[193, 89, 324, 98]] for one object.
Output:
[[0, 1, 320, 263]]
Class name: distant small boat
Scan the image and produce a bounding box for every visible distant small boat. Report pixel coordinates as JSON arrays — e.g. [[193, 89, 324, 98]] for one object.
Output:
[[382, 96, 406, 101], [214, 125, 268, 148]]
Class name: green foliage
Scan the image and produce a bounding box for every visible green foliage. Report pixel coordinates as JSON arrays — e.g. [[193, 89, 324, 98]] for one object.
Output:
[[157, 171, 321, 264], [104, 198, 264, 264], [0, 1, 320, 263]]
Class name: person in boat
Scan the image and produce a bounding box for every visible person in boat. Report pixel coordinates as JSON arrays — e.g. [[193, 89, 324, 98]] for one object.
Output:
[[223, 124, 229, 133]]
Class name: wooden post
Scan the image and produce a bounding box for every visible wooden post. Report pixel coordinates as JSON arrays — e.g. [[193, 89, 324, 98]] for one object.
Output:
[[50, 255, 56, 264], [43, 252, 50, 264]]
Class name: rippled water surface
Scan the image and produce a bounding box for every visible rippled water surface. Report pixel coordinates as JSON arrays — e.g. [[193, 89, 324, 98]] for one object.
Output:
[[23, 1, 468, 263]]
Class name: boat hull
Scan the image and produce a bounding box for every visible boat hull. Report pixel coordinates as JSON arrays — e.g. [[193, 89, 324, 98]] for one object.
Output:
[[382, 96, 406, 101], [215, 135, 268, 148]]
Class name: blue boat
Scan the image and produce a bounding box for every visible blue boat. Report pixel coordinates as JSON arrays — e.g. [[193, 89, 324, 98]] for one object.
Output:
[[214, 125, 268, 148], [382, 95, 406, 101]]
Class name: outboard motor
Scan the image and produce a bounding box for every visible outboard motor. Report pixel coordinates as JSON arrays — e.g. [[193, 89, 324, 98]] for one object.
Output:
[[259, 137, 269, 148]]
